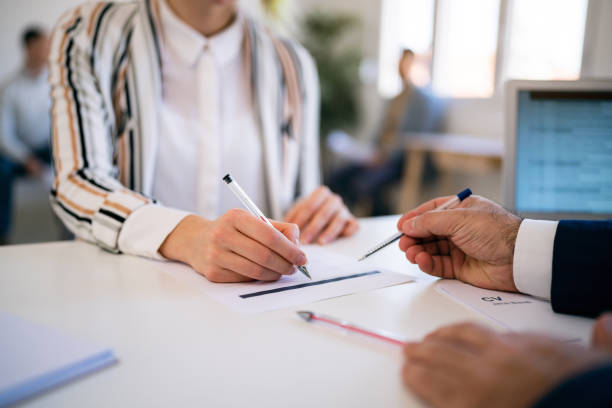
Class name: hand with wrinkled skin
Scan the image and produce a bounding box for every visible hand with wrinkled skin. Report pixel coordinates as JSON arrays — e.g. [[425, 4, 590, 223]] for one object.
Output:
[[402, 320, 612, 408], [284, 186, 359, 245], [397, 195, 522, 292]]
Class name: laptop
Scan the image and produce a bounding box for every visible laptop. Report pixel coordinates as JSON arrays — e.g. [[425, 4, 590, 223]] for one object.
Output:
[[503, 80, 612, 220]]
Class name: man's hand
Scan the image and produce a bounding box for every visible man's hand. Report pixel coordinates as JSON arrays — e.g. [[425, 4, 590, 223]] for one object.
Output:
[[159, 210, 307, 282], [402, 322, 612, 408], [284, 186, 358, 245], [593, 312, 612, 352], [397, 195, 521, 292], [24, 156, 44, 178]]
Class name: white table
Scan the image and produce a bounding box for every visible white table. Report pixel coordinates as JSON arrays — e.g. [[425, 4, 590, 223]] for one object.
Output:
[[0, 216, 591, 407]]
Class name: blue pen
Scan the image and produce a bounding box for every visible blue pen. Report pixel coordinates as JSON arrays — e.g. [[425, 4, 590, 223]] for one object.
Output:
[[358, 188, 472, 261]]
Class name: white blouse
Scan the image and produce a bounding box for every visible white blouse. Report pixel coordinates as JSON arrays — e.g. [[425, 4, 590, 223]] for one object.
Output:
[[152, 0, 265, 219]]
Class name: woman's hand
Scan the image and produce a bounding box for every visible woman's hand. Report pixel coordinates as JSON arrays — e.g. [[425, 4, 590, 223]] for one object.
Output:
[[159, 210, 307, 282], [284, 186, 359, 245]]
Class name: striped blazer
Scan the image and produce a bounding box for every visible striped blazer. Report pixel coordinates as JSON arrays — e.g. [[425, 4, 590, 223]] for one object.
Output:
[[48, 0, 320, 255]]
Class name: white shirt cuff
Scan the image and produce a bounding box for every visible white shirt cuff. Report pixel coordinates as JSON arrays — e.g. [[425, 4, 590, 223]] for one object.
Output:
[[117, 204, 190, 260], [512, 219, 559, 300]]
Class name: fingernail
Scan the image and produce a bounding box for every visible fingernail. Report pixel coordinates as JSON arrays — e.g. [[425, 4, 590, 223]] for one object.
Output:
[[302, 234, 312, 244], [318, 235, 329, 244], [297, 253, 307, 265], [404, 219, 416, 232]]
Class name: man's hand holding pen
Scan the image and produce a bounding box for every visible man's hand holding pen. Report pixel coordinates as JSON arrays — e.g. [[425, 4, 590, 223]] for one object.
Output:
[[397, 195, 521, 292]]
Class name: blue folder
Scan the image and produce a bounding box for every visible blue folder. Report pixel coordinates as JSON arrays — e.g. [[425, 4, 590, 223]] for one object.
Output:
[[0, 313, 117, 407]]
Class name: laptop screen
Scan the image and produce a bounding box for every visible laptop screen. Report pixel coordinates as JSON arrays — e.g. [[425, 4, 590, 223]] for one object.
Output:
[[515, 90, 612, 214]]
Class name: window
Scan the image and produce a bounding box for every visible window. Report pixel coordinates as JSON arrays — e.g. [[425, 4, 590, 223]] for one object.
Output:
[[432, 0, 501, 98], [378, 0, 589, 99], [377, 0, 434, 98], [502, 0, 588, 81]]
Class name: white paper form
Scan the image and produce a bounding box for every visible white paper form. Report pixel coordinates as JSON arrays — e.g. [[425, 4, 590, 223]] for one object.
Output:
[[198, 245, 414, 314], [435, 280, 594, 344]]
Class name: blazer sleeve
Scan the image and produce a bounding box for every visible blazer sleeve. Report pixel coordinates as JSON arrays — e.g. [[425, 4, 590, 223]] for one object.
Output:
[[551, 220, 612, 317], [533, 364, 612, 408], [293, 44, 320, 197], [48, 5, 149, 253]]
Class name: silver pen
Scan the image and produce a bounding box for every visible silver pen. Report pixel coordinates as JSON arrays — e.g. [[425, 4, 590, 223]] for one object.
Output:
[[358, 188, 472, 261], [223, 173, 311, 279]]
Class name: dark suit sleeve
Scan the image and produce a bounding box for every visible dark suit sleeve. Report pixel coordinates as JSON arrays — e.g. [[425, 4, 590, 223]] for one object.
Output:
[[551, 220, 612, 317], [533, 364, 612, 408]]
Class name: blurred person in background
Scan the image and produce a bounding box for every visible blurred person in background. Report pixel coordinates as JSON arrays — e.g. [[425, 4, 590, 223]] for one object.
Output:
[[328, 48, 445, 215], [0, 26, 51, 245]]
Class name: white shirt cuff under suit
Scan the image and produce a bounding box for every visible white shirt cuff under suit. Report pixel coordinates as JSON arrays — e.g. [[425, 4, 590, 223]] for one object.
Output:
[[512, 219, 559, 300]]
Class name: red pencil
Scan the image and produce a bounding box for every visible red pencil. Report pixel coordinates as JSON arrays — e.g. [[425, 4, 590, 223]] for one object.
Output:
[[297, 311, 405, 346]]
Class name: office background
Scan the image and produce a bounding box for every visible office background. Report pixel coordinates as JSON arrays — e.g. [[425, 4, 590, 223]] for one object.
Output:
[[1, 0, 611, 244]]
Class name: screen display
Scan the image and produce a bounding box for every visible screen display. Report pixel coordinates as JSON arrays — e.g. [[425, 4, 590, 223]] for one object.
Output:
[[515, 90, 612, 214]]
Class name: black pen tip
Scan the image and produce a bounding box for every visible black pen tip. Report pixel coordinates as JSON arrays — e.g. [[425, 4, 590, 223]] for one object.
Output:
[[298, 265, 311, 279]]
